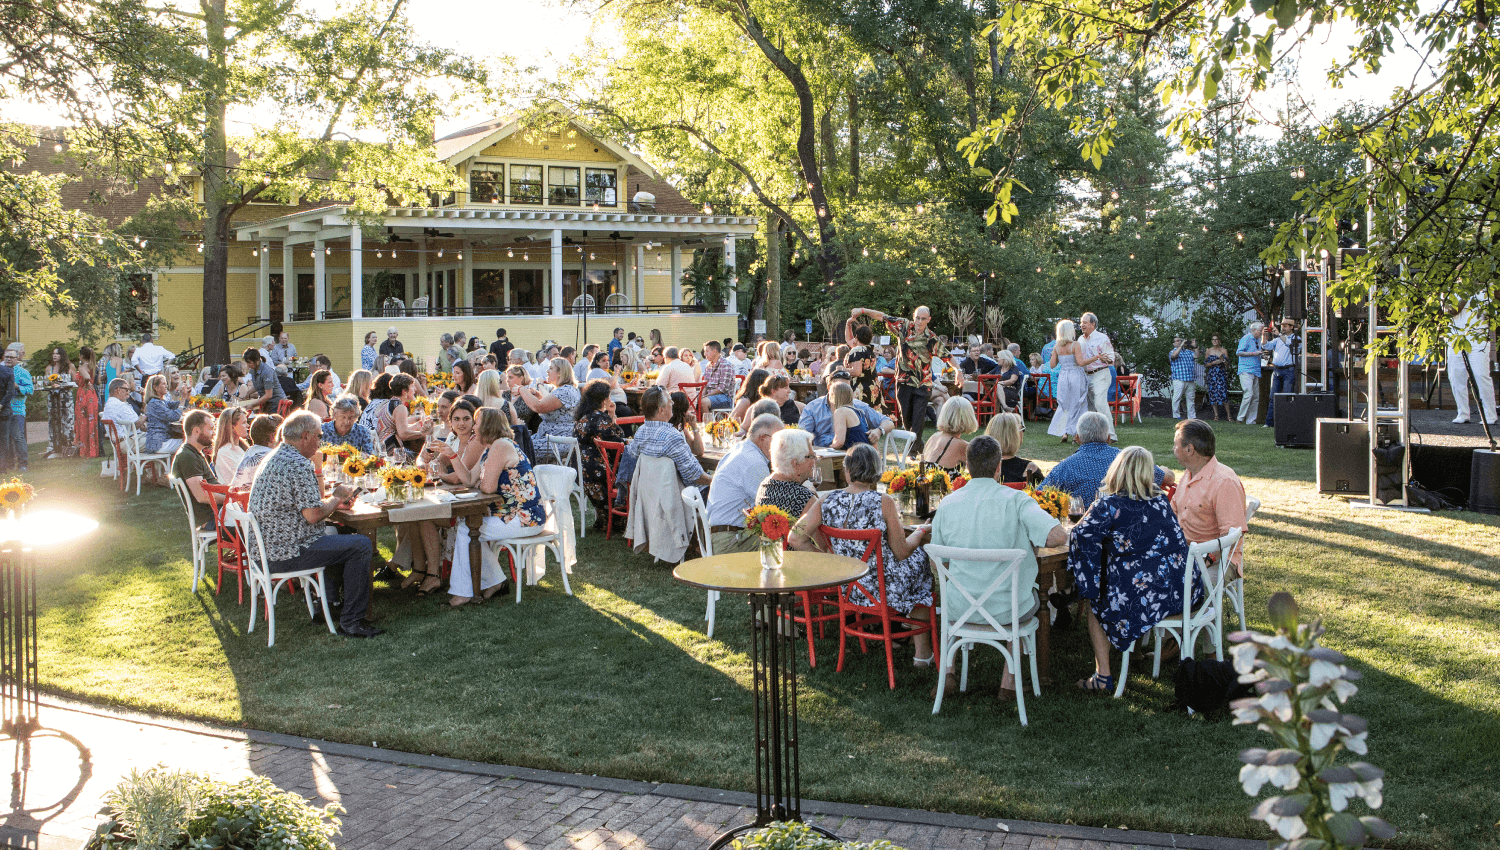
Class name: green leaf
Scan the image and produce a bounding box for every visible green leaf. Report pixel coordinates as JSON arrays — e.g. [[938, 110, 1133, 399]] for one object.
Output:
[[1274, 0, 1299, 29], [1324, 812, 1367, 846]]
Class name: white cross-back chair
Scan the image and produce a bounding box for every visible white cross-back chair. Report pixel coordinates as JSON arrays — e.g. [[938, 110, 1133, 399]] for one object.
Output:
[[223, 502, 335, 647], [484, 488, 570, 604], [546, 435, 590, 538], [924, 545, 1040, 724], [1222, 496, 1259, 631], [604, 293, 631, 313], [169, 476, 218, 593], [1112, 527, 1241, 698], [119, 422, 171, 495], [682, 487, 718, 638], [881, 429, 916, 473]]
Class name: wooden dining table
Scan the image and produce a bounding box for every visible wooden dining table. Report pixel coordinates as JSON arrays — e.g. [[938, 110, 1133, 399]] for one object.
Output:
[[700, 443, 848, 491], [330, 485, 504, 606]]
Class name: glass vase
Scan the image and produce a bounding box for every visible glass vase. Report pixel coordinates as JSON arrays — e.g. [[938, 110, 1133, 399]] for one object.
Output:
[[388, 482, 408, 503], [758, 538, 784, 571]]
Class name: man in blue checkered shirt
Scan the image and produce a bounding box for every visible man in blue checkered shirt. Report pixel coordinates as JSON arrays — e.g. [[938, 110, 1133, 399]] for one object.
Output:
[[1041, 412, 1174, 509], [1168, 335, 1199, 420], [614, 387, 712, 504]]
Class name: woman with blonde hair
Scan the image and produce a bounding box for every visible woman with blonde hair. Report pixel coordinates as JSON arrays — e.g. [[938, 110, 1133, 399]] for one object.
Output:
[[828, 381, 870, 449], [1047, 318, 1088, 441], [921, 396, 978, 474], [512, 357, 579, 462], [1067, 446, 1195, 693], [345, 369, 374, 411], [141, 374, 183, 455], [983, 412, 1040, 483], [305, 369, 336, 420], [212, 406, 250, 483], [448, 406, 545, 605]]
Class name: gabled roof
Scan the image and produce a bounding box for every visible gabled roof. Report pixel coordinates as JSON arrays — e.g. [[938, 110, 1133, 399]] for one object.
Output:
[[434, 105, 659, 179]]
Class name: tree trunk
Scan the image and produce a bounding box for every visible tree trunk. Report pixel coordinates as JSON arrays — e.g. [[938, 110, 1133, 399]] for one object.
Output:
[[820, 109, 836, 182], [740, 12, 841, 283], [200, 0, 230, 366], [766, 216, 781, 341]]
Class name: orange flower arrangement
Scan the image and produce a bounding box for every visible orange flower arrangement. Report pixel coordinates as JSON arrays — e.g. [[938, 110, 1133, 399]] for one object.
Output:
[[744, 505, 793, 543]]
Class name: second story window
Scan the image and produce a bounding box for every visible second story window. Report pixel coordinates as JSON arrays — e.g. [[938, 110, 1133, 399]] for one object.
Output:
[[511, 165, 543, 204], [469, 166, 503, 203], [585, 168, 618, 206], [549, 166, 580, 206]]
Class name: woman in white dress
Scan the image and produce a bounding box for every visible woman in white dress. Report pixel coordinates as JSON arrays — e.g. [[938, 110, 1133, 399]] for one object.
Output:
[[1047, 318, 1088, 441]]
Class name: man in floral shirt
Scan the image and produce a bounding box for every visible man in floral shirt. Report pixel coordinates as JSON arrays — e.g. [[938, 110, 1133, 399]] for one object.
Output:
[[246, 411, 380, 638], [848, 305, 951, 448]]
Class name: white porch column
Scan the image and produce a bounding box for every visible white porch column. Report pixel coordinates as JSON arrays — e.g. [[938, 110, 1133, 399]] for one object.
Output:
[[257, 241, 270, 320], [670, 243, 683, 308], [725, 236, 738, 315], [349, 226, 363, 319], [313, 239, 326, 319], [550, 229, 564, 316], [413, 236, 426, 307], [461, 242, 473, 314], [281, 243, 294, 321], [635, 244, 645, 307]]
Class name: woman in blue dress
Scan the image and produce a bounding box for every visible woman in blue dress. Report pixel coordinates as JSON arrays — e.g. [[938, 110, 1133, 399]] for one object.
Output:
[[1068, 446, 1200, 693], [1047, 319, 1088, 441], [141, 374, 183, 455], [448, 407, 546, 605]]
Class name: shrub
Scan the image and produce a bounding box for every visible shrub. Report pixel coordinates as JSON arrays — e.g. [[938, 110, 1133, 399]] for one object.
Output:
[[731, 821, 907, 850], [87, 768, 342, 850]]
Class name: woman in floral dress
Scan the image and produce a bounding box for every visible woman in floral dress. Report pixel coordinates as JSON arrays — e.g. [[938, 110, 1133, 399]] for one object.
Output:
[[42, 347, 75, 457], [73, 346, 100, 457], [573, 379, 627, 530], [448, 407, 545, 605], [788, 443, 935, 667], [1203, 334, 1231, 421], [1067, 446, 1199, 693]]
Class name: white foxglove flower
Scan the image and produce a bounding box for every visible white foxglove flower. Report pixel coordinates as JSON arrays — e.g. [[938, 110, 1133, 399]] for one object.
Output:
[[1260, 689, 1294, 722], [1251, 797, 1310, 840], [1231, 641, 1260, 674], [1308, 657, 1347, 687]]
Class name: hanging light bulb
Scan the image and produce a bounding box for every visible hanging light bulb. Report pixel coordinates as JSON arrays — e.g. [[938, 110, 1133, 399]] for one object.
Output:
[[1035, 266, 1042, 273], [507, 248, 513, 257], [1352, 220, 1359, 231], [1135, 233, 1141, 240], [96, 237, 103, 245], [1129, 253, 1135, 259], [252, 247, 259, 257], [999, 241, 1008, 249], [311, 250, 316, 258], [817, 207, 826, 217], [437, 249, 444, 258], [325, 246, 332, 255], [391, 250, 397, 258], [377, 251, 383, 258], [703, 203, 713, 214], [1068, 236, 1074, 244], [523, 253, 529, 261], [915, 203, 925, 215], [1110, 190, 1119, 200], [930, 246, 937, 254], [263, 174, 272, 185], [869, 280, 875, 286], [457, 251, 463, 260], [1177, 242, 1184, 250], [1075, 259, 1082, 265], [590, 252, 595, 260], [140, 240, 146, 248], [862, 247, 868, 257], [1236, 231, 1244, 241], [197, 242, 203, 253], [163, 163, 173, 172], [53, 142, 63, 153], [1201, 225, 1208, 232]]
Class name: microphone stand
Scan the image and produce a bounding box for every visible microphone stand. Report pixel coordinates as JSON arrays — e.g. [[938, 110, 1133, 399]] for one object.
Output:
[[1459, 348, 1498, 451]]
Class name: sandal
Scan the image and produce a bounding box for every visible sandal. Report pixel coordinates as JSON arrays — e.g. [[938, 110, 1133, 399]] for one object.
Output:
[[480, 580, 510, 601], [912, 654, 934, 668], [415, 573, 444, 597], [1077, 672, 1115, 692], [448, 595, 474, 607]]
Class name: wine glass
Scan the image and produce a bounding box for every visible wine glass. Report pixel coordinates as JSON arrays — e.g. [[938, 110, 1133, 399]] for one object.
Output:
[[1068, 496, 1084, 525]]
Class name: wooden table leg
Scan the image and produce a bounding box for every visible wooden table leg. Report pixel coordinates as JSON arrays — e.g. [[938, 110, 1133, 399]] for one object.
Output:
[[467, 512, 484, 604]]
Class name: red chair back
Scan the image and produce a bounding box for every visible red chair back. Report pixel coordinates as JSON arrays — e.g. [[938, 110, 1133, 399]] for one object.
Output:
[[820, 523, 932, 689], [203, 483, 251, 603], [1161, 482, 1177, 501], [820, 525, 883, 605], [276, 398, 295, 417], [1110, 375, 1139, 424], [615, 415, 645, 427], [1030, 373, 1054, 421], [596, 439, 629, 540], [1003, 481, 1027, 490], [973, 374, 1002, 422], [678, 381, 708, 418]]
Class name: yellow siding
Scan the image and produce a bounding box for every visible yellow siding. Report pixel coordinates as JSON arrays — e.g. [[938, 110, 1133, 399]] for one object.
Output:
[[481, 128, 621, 163]]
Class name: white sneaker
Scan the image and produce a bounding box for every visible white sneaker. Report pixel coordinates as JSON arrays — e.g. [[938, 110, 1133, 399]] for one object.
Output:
[[1453, 416, 1471, 424]]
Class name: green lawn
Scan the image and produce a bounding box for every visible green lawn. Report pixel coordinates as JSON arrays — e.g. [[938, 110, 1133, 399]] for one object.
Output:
[[31, 420, 1500, 849]]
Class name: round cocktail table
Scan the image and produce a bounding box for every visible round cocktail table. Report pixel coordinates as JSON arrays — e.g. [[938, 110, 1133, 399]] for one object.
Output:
[[674, 550, 870, 849]]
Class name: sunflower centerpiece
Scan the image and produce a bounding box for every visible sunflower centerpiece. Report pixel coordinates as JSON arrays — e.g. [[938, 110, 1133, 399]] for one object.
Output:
[[0, 477, 36, 518]]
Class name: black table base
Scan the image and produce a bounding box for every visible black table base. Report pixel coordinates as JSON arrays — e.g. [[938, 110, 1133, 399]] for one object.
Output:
[[707, 592, 841, 849], [0, 545, 38, 740]]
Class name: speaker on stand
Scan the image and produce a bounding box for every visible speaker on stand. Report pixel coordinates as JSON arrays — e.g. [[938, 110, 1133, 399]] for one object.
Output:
[[1283, 268, 1307, 322]]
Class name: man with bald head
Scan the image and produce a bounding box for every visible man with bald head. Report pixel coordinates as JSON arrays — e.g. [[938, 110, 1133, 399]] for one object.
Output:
[[848, 304, 952, 449]]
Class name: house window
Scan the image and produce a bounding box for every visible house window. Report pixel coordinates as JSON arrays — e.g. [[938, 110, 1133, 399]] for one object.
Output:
[[469, 166, 504, 204], [510, 269, 547, 312], [563, 269, 616, 312], [548, 166, 580, 206], [473, 269, 505, 312], [510, 165, 543, 204], [119, 274, 154, 337], [296, 273, 316, 318], [585, 168, 617, 206], [269, 273, 284, 321]]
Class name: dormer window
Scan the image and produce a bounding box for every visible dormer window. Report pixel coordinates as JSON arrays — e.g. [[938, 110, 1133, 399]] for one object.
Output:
[[585, 168, 617, 206], [548, 166, 580, 206], [469, 166, 503, 203], [510, 164, 543, 204]]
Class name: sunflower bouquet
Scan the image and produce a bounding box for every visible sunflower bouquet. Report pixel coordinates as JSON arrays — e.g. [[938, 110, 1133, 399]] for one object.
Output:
[[190, 394, 226, 411], [1025, 485, 1071, 522], [45, 373, 64, 385], [950, 469, 972, 490], [921, 466, 954, 495], [744, 505, 793, 570], [705, 416, 739, 445], [0, 477, 35, 514], [884, 467, 919, 494], [406, 396, 435, 415], [341, 455, 368, 479], [377, 465, 428, 502]]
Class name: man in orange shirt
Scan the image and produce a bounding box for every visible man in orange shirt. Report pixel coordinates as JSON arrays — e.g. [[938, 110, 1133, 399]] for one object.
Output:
[[1170, 419, 1248, 577]]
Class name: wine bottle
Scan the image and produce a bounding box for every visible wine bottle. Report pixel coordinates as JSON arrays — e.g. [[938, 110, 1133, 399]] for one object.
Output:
[[915, 460, 930, 520]]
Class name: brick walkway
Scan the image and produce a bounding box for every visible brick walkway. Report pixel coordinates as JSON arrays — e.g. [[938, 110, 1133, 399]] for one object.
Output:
[[0, 699, 1260, 850]]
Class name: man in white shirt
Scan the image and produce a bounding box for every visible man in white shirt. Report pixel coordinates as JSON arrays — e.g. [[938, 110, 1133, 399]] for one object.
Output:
[[654, 346, 696, 394], [130, 333, 175, 377], [1075, 312, 1117, 441], [704, 413, 780, 554], [269, 331, 298, 366], [1446, 297, 1498, 424], [730, 344, 753, 376], [102, 378, 140, 427]]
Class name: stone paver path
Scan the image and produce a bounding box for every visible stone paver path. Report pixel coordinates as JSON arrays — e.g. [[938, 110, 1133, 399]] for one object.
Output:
[[0, 699, 1259, 850]]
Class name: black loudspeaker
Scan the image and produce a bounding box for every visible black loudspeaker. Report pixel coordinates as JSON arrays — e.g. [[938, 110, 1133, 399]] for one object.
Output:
[[1470, 450, 1500, 515], [1283, 269, 1307, 321], [1316, 418, 1399, 495], [1274, 393, 1335, 447]]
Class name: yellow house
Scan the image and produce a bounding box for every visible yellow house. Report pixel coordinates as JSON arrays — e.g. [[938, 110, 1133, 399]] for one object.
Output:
[[11, 111, 756, 377]]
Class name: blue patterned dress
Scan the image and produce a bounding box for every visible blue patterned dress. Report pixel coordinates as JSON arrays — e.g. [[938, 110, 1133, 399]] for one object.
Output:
[[484, 443, 544, 527], [821, 488, 932, 614], [1067, 493, 1201, 650]]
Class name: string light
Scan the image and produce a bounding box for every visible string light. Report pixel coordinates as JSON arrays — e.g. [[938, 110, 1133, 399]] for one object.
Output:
[[1129, 253, 1135, 259], [1237, 231, 1244, 241], [915, 203, 924, 214], [377, 250, 383, 257], [507, 248, 513, 257], [197, 243, 203, 253], [437, 249, 444, 257], [457, 251, 463, 260], [861, 247, 868, 257], [1177, 242, 1184, 250], [52, 143, 62, 153], [252, 247, 258, 256], [1110, 190, 1119, 199], [325, 246, 331, 255]]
